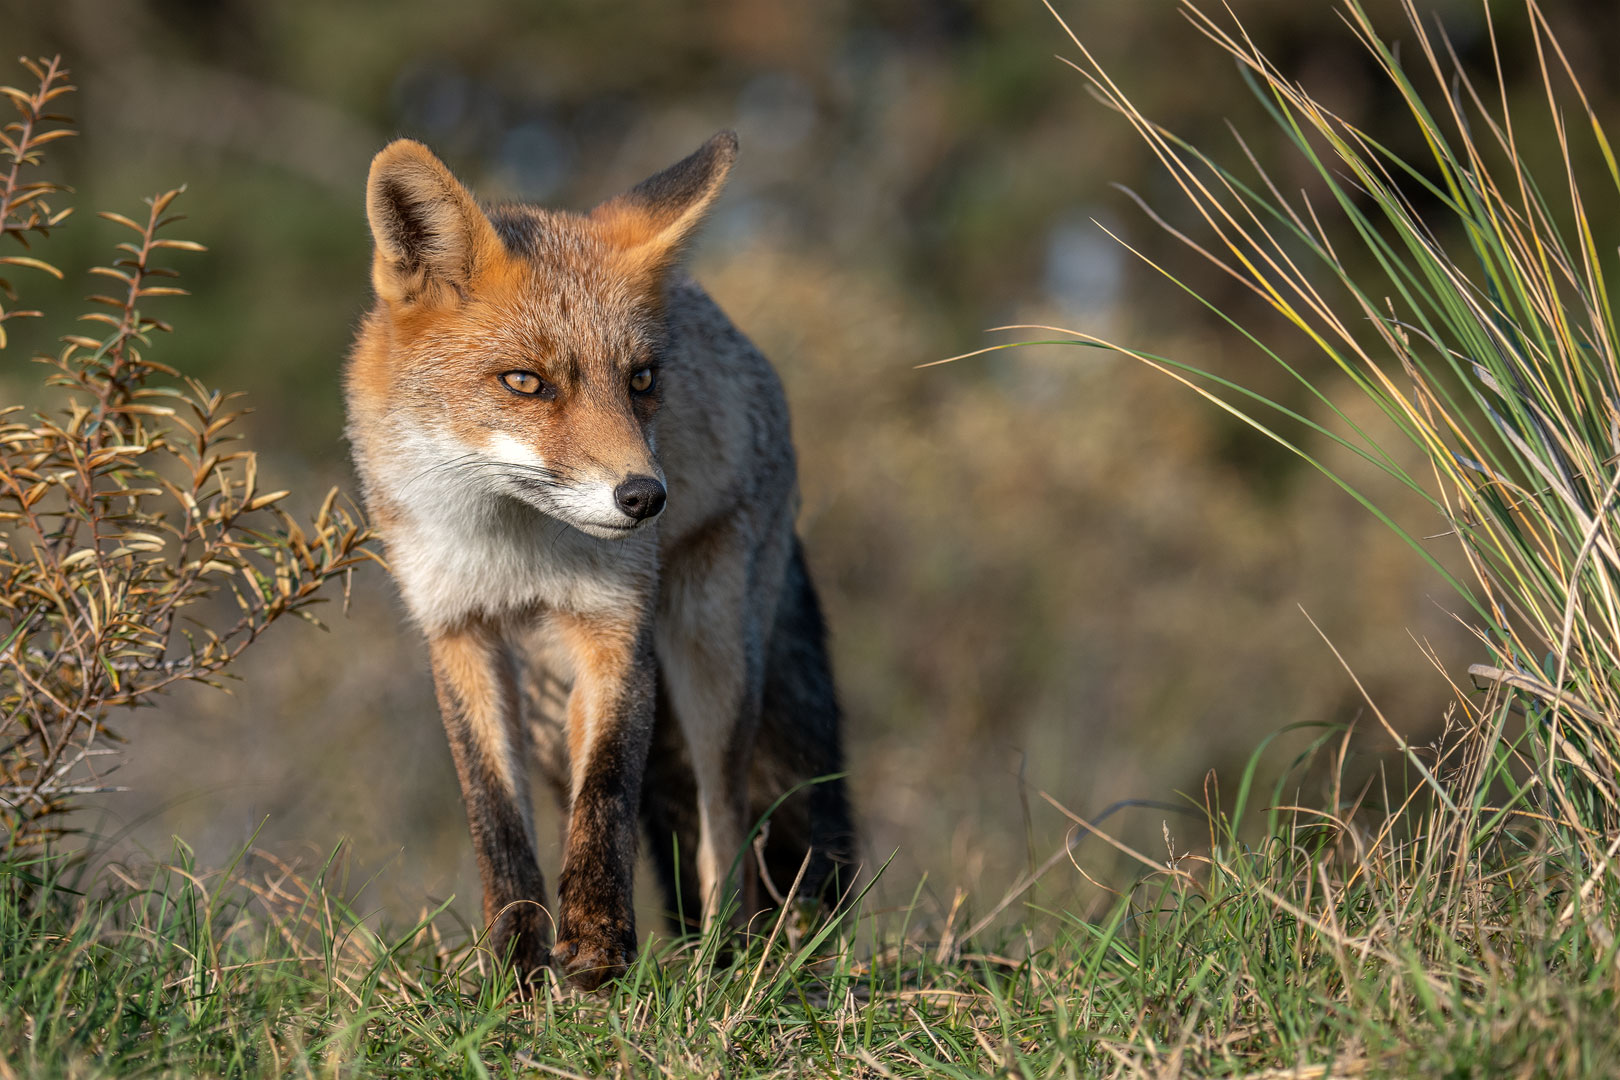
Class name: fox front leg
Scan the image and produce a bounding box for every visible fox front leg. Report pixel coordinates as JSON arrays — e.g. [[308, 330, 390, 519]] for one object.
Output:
[[427, 621, 550, 984], [552, 611, 658, 991]]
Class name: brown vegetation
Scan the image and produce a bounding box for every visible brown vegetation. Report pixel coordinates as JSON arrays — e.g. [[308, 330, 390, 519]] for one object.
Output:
[[0, 58, 371, 846]]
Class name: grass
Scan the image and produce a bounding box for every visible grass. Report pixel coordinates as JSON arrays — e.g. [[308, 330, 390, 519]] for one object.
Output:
[[4, 716, 1620, 1079]]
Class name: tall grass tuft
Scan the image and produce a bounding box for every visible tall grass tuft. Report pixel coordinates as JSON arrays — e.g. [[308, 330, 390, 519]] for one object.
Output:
[[1015, 0, 1620, 867], [921, 4, 1620, 1068]]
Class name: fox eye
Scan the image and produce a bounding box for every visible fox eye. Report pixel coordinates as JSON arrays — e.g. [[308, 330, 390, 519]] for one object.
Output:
[[629, 368, 655, 394], [500, 370, 553, 399]]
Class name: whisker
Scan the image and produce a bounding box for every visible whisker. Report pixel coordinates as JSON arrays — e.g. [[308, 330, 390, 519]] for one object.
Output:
[[447, 460, 576, 487], [399, 451, 482, 496], [406, 457, 579, 489], [494, 461, 578, 482]]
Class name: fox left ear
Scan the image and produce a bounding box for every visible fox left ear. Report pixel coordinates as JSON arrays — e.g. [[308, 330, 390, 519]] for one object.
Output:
[[366, 139, 501, 306], [590, 130, 737, 282]]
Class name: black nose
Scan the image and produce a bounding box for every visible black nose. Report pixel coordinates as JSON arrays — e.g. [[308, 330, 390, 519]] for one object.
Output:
[[613, 475, 666, 521]]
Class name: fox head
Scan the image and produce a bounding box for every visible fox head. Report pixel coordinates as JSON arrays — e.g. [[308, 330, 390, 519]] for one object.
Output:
[[353, 131, 736, 539]]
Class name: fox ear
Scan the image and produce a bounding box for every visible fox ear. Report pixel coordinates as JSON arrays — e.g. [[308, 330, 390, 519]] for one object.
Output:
[[366, 139, 500, 304], [591, 130, 737, 281]]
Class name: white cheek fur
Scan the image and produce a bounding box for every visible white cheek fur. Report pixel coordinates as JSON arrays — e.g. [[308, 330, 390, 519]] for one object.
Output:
[[368, 428, 652, 631], [486, 432, 546, 469]]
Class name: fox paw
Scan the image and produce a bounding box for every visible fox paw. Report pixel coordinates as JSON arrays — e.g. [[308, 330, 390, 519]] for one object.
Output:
[[551, 933, 632, 992]]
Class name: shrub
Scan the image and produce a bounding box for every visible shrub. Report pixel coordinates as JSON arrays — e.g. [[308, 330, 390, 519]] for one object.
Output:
[[0, 56, 372, 848]]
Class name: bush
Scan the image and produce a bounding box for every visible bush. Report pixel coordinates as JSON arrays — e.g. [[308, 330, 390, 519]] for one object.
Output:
[[0, 56, 372, 848]]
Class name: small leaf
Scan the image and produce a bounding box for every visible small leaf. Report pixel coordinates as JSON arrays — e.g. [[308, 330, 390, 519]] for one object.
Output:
[[246, 490, 290, 511], [97, 211, 145, 233], [0, 255, 62, 278]]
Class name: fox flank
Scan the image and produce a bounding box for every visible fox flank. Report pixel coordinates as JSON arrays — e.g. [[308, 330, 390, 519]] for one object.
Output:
[[344, 132, 855, 991]]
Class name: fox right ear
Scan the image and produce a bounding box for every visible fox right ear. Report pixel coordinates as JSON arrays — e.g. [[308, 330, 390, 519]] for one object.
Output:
[[590, 130, 738, 285], [365, 140, 500, 304]]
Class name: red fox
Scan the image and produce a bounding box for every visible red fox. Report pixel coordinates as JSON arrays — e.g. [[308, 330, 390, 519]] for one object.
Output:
[[344, 131, 854, 990]]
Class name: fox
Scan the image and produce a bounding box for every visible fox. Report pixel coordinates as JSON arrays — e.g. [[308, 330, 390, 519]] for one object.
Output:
[[343, 130, 855, 991]]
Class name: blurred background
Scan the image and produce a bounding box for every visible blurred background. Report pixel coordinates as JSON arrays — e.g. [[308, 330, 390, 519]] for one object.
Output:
[[5, 0, 1618, 931]]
